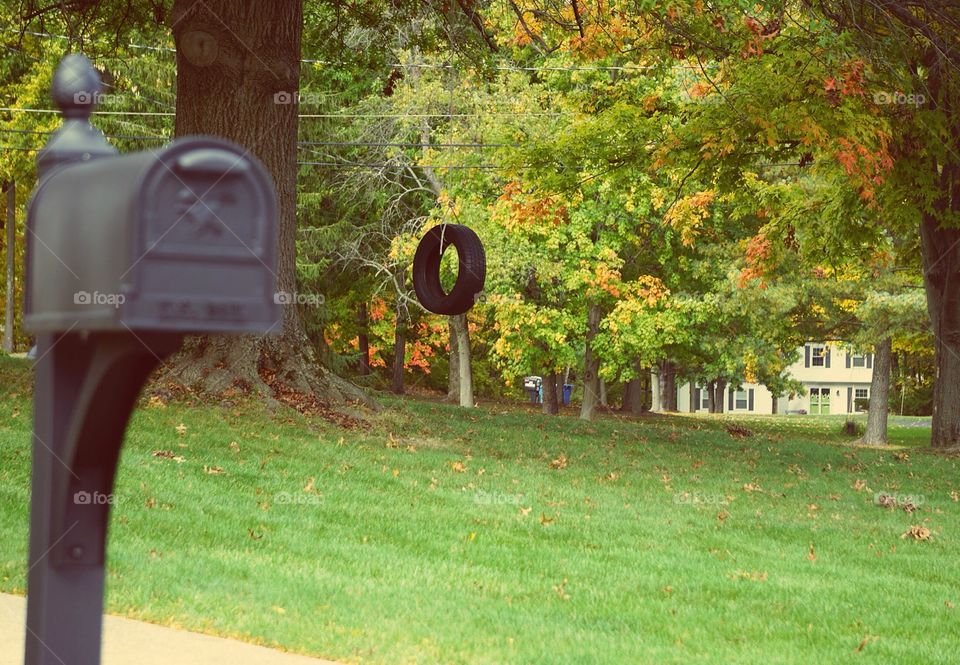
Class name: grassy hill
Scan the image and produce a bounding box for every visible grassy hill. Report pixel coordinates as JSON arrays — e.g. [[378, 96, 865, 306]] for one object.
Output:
[[0, 356, 957, 663]]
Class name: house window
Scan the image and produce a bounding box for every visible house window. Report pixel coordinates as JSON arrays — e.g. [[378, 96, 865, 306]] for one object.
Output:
[[811, 346, 826, 367], [855, 388, 869, 400], [852, 354, 866, 368], [735, 389, 748, 410], [701, 389, 711, 410]]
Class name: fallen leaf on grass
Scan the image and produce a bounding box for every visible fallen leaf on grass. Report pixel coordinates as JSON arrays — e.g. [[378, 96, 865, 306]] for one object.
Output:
[[451, 461, 467, 473], [742, 483, 762, 493], [853, 479, 869, 493], [808, 543, 816, 562], [946, 600, 955, 609], [540, 513, 555, 526], [855, 636, 878, 652], [147, 395, 166, 409], [151, 450, 185, 463], [553, 578, 570, 601], [901, 525, 932, 541], [175, 423, 187, 436], [725, 423, 753, 439], [717, 510, 729, 523], [951, 490, 958, 502], [203, 465, 225, 475], [729, 570, 767, 582], [519, 507, 532, 517], [228, 441, 240, 452], [549, 455, 568, 470]]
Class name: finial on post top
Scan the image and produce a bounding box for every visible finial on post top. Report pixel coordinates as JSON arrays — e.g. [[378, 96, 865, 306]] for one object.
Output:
[[37, 52, 118, 179], [52, 53, 102, 120]]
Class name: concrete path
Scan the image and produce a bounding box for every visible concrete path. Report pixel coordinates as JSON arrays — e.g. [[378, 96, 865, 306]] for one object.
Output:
[[0, 593, 342, 665]]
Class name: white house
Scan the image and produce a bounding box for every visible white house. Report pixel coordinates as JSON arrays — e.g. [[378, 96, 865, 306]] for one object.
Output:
[[655, 343, 875, 415]]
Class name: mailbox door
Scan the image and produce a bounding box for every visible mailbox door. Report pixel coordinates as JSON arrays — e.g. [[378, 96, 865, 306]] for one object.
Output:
[[123, 137, 280, 333]]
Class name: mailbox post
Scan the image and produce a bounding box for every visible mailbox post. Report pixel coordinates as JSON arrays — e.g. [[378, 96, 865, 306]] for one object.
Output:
[[23, 54, 280, 665]]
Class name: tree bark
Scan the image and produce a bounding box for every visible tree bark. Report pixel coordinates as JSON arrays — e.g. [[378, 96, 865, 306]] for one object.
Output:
[[863, 337, 892, 446], [706, 380, 716, 413], [391, 310, 405, 395], [357, 303, 370, 375], [450, 313, 474, 407], [599, 377, 608, 407], [621, 361, 645, 415], [713, 380, 727, 414], [658, 360, 677, 412], [920, 214, 960, 448], [162, 1, 367, 405], [542, 371, 560, 415], [446, 316, 460, 402], [580, 302, 602, 420], [689, 382, 697, 413]]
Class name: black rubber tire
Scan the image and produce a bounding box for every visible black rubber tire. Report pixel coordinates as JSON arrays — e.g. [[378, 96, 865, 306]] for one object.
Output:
[[412, 224, 486, 315]]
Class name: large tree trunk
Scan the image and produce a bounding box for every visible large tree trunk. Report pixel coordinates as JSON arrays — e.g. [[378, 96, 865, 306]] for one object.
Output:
[[542, 371, 560, 415], [163, 1, 365, 404], [920, 215, 960, 448], [391, 311, 406, 395], [863, 337, 892, 446], [580, 302, 602, 420], [450, 313, 474, 407], [688, 382, 697, 413], [446, 316, 460, 402]]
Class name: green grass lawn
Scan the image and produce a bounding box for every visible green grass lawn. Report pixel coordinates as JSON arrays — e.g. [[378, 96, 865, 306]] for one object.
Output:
[[0, 356, 957, 664]]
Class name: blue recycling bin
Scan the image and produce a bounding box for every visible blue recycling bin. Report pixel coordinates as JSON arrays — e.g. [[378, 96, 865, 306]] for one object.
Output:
[[562, 383, 573, 406]]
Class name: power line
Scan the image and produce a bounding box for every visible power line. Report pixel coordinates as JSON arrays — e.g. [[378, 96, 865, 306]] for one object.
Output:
[[0, 107, 572, 119], [0, 128, 519, 149], [5, 28, 703, 73]]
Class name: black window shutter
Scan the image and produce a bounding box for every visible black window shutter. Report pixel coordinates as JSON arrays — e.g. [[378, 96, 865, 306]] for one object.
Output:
[[845, 352, 851, 369], [805, 346, 810, 368], [847, 386, 853, 413], [825, 348, 831, 368], [867, 354, 873, 369], [728, 388, 734, 411], [748, 389, 755, 411]]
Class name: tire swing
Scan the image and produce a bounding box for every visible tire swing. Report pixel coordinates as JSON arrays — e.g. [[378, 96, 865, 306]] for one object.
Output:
[[412, 224, 486, 315]]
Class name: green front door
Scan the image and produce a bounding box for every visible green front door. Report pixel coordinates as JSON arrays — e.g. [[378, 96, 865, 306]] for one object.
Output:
[[810, 388, 831, 415]]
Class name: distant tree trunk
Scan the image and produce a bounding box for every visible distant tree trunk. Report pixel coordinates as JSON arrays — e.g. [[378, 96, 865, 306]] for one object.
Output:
[[450, 313, 474, 407], [921, 213, 960, 448], [689, 382, 697, 413], [706, 380, 716, 413], [713, 380, 727, 414], [543, 371, 560, 415], [161, 0, 366, 405], [580, 302, 602, 420], [771, 395, 779, 415], [658, 360, 677, 412], [357, 303, 370, 375], [446, 316, 460, 402], [621, 361, 645, 415], [391, 311, 405, 395], [599, 377, 608, 407], [863, 337, 892, 446]]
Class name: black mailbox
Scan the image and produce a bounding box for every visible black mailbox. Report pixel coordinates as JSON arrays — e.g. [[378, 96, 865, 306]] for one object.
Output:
[[26, 136, 278, 333], [22, 53, 281, 665]]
